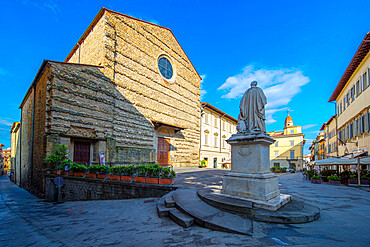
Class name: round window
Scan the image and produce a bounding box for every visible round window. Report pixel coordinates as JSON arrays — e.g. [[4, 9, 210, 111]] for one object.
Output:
[[158, 56, 173, 80]]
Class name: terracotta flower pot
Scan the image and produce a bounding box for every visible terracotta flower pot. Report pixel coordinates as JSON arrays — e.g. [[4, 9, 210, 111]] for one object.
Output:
[[120, 175, 132, 182], [86, 173, 96, 179], [145, 177, 159, 184], [349, 179, 357, 184], [97, 174, 106, 179], [329, 180, 341, 185], [108, 174, 120, 181], [159, 178, 173, 185], [134, 176, 145, 183], [52, 170, 58, 175], [361, 180, 369, 185], [61, 171, 68, 175], [72, 172, 85, 177]]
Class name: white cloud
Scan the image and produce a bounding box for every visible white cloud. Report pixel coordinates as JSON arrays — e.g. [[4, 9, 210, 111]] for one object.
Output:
[[218, 65, 309, 124], [302, 124, 318, 130], [309, 130, 321, 134], [200, 74, 207, 100], [0, 119, 12, 126], [265, 108, 288, 124]]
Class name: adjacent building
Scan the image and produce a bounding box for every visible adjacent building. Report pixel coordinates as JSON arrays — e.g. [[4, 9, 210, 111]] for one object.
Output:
[[10, 122, 21, 184], [18, 8, 201, 195], [329, 32, 370, 157], [2, 148, 11, 174], [268, 113, 305, 170], [0, 144, 4, 175], [320, 115, 338, 158], [200, 102, 237, 169]]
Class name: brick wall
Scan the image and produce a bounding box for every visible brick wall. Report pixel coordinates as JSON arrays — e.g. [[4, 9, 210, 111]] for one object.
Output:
[[45, 175, 177, 201]]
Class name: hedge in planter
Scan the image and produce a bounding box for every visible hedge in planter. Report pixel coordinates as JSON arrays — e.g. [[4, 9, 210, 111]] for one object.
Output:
[[311, 175, 322, 184], [88, 165, 107, 179], [328, 175, 341, 185], [70, 163, 87, 177]]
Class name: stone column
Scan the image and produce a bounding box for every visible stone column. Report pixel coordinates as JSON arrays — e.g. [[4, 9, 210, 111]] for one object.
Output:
[[221, 133, 280, 201]]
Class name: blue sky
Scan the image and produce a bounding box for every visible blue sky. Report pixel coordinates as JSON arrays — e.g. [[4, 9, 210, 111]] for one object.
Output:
[[1, 0, 369, 155]]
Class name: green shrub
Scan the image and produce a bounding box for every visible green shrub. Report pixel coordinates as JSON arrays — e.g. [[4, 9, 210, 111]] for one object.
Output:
[[200, 160, 207, 167], [281, 167, 287, 172], [311, 175, 321, 180], [328, 175, 341, 181], [44, 144, 69, 169], [70, 162, 86, 172], [306, 170, 318, 178], [88, 165, 107, 174], [320, 170, 336, 177]]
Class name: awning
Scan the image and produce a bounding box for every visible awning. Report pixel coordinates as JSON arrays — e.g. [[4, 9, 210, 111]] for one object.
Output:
[[315, 157, 370, 166]]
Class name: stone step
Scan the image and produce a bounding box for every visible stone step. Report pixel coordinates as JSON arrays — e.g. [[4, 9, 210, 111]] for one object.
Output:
[[169, 208, 194, 228], [157, 196, 173, 218], [164, 193, 176, 208], [172, 189, 253, 235]]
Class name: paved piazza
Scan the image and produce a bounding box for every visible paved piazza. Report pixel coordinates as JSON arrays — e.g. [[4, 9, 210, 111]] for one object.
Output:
[[0, 170, 369, 246]]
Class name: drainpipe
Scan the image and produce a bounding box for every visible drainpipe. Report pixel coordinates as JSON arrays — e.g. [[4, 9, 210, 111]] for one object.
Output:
[[30, 84, 36, 183]]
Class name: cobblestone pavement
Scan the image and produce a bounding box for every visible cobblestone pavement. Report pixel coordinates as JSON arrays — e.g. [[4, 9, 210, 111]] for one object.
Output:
[[1, 170, 369, 246]]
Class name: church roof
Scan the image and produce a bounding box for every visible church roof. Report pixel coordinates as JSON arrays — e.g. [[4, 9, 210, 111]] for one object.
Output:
[[329, 32, 370, 102], [284, 113, 293, 128], [64, 7, 202, 80]]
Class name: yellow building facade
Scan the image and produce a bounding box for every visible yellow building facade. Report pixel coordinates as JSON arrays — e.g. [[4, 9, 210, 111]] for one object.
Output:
[[268, 113, 305, 170], [329, 32, 370, 157], [200, 103, 237, 169]]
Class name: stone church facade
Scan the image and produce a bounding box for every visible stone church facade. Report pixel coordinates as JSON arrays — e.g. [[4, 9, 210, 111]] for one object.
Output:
[[18, 8, 201, 194]]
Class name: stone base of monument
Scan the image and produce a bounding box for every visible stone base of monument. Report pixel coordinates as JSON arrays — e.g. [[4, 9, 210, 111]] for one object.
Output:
[[198, 188, 320, 224], [221, 172, 291, 211], [221, 133, 292, 211]]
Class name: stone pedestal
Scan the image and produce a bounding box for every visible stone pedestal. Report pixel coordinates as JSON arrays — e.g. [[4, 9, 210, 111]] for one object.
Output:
[[222, 133, 291, 211]]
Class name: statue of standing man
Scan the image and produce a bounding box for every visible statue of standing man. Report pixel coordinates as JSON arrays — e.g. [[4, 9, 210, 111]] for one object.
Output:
[[236, 81, 267, 133]]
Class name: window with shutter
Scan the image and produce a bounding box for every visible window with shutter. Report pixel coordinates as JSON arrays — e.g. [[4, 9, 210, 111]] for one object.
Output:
[[356, 80, 360, 97]]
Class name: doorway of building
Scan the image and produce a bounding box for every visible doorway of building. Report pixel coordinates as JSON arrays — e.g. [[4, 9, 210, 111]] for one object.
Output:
[[213, 158, 217, 168], [73, 141, 91, 164], [157, 137, 170, 165]]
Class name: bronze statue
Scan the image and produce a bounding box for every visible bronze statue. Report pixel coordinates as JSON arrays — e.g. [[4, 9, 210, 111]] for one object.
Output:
[[237, 81, 267, 133]]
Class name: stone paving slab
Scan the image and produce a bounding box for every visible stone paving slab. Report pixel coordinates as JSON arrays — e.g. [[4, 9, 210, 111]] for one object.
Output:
[[1, 171, 370, 246]]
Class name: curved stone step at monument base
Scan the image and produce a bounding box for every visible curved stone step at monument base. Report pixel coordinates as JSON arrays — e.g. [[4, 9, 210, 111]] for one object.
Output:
[[169, 208, 195, 228], [157, 196, 173, 218], [172, 189, 253, 235], [198, 189, 320, 224]]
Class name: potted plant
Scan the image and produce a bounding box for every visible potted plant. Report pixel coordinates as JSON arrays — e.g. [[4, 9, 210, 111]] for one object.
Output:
[[311, 175, 322, 184], [145, 164, 160, 184], [88, 165, 107, 179], [328, 175, 341, 185], [361, 175, 369, 185], [199, 160, 207, 168], [349, 174, 358, 184], [133, 165, 146, 183], [44, 144, 69, 175], [281, 167, 287, 173], [159, 167, 176, 185], [270, 167, 276, 173], [120, 166, 133, 182], [108, 166, 121, 181], [70, 163, 86, 177]]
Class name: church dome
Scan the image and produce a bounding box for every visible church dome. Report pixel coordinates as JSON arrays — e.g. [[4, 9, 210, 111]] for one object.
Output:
[[285, 112, 293, 128]]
